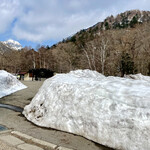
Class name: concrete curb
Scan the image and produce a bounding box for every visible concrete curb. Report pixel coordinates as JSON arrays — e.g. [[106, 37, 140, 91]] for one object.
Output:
[[11, 131, 74, 150]]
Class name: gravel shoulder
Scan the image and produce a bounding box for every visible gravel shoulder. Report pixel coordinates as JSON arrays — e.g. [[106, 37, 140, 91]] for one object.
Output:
[[0, 80, 113, 150]]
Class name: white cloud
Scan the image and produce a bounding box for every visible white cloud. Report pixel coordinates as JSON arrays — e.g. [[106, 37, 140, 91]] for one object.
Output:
[[13, 6, 108, 42], [0, 0, 150, 42], [0, 0, 19, 33], [12, 0, 114, 42]]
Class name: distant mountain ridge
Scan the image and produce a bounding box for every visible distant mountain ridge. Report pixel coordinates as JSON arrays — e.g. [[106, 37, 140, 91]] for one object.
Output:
[[0, 42, 13, 54], [92, 10, 150, 31], [46, 9, 150, 76], [65, 10, 150, 43], [2, 39, 22, 50]]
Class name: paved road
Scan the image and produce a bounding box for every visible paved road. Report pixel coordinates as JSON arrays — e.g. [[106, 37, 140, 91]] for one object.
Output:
[[0, 81, 113, 150], [0, 139, 17, 150]]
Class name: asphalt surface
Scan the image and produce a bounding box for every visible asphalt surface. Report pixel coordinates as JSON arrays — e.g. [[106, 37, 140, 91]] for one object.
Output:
[[0, 139, 18, 150]]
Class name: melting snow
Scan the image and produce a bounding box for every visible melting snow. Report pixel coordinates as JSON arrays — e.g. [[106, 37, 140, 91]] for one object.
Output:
[[0, 70, 27, 98], [23, 70, 150, 150], [125, 73, 150, 82]]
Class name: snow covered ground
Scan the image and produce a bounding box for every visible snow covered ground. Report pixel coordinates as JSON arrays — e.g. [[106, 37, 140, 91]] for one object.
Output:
[[0, 70, 27, 98], [23, 70, 150, 150]]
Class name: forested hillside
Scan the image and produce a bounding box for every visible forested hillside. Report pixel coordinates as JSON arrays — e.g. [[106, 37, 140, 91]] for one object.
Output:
[[0, 10, 150, 76]]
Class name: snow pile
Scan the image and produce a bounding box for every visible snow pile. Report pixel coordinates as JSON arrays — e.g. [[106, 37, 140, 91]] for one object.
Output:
[[0, 70, 27, 98], [23, 70, 150, 150], [125, 73, 150, 82]]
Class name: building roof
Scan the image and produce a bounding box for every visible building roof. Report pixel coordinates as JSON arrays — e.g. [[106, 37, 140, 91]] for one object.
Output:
[[18, 72, 27, 75]]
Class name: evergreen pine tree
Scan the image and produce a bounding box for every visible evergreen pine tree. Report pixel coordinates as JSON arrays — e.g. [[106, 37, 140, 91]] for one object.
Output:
[[120, 53, 136, 77]]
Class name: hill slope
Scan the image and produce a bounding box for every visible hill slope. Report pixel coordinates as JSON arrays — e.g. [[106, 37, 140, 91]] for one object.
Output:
[[91, 10, 150, 31], [48, 10, 150, 76], [65, 10, 150, 43]]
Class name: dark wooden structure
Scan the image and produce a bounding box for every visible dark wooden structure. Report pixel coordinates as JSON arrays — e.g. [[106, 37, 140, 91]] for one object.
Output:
[[29, 68, 54, 81]]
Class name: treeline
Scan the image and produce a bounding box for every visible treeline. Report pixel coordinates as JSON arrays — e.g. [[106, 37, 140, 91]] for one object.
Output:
[[0, 23, 150, 76], [0, 46, 55, 73], [52, 22, 150, 76]]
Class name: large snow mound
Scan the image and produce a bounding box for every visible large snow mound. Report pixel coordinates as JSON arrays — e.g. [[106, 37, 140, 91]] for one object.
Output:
[[23, 70, 150, 150], [0, 70, 27, 98]]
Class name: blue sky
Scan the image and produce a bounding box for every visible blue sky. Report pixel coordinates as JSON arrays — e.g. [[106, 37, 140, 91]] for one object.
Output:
[[0, 0, 150, 49]]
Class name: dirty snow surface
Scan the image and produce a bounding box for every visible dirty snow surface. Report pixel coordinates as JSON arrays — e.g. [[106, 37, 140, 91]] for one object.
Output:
[[125, 73, 150, 82], [0, 70, 27, 98], [23, 70, 150, 150]]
